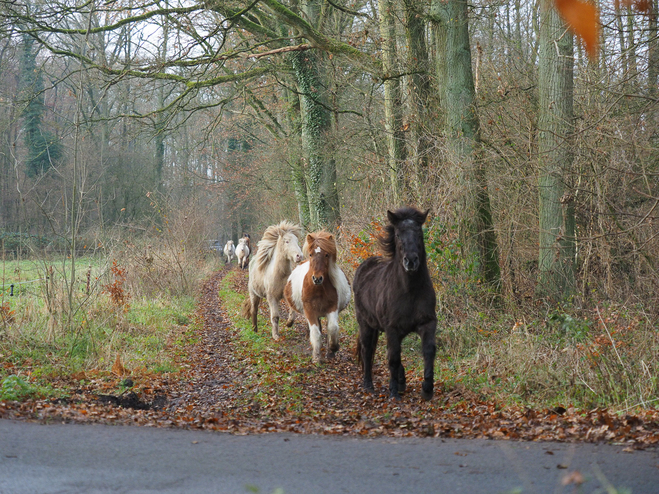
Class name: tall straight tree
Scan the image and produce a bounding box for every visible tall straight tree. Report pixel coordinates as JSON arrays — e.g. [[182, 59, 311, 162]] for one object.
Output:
[[537, 0, 576, 300], [378, 0, 407, 203], [402, 0, 433, 186], [291, 47, 341, 230], [430, 0, 500, 289]]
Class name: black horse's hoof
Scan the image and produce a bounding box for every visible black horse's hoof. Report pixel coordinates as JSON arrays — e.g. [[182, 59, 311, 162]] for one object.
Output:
[[363, 384, 375, 394], [421, 389, 434, 401], [327, 351, 336, 359], [389, 393, 402, 401]]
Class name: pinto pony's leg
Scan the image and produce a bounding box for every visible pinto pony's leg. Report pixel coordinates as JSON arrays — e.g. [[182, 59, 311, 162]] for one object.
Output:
[[386, 333, 404, 400], [358, 324, 378, 393], [285, 309, 296, 328], [308, 317, 322, 363], [266, 294, 281, 341], [418, 321, 437, 401], [326, 310, 340, 358]]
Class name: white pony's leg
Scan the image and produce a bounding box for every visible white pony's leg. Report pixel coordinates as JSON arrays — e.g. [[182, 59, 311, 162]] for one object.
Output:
[[309, 319, 322, 363], [249, 292, 261, 332], [326, 310, 340, 357], [267, 294, 281, 340]]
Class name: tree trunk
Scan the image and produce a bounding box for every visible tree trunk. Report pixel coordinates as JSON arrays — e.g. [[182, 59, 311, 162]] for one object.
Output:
[[431, 0, 501, 290], [378, 0, 407, 204], [402, 0, 432, 192], [649, 0, 658, 96], [537, 0, 576, 300], [291, 49, 341, 231]]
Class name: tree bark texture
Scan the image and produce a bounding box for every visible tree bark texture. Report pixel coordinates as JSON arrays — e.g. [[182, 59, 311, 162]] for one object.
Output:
[[537, 0, 576, 300], [431, 0, 500, 289], [378, 0, 407, 204], [291, 49, 341, 231]]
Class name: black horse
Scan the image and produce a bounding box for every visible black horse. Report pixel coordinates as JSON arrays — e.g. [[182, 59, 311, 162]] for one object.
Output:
[[353, 207, 437, 400]]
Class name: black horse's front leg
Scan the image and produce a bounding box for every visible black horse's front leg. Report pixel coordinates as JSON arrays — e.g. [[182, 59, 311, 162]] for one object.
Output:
[[386, 333, 403, 400], [418, 320, 437, 401], [359, 324, 378, 393]]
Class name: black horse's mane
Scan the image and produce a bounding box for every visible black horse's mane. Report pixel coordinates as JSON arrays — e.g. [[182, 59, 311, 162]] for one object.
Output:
[[379, 207, 427, 258]]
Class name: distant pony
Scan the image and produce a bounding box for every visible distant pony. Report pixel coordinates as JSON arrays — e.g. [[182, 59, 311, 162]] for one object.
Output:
[[223, 240, 235, 264], [235, 237, 250, 270], [242, 221, 303, 341], [353, 207, 436, 401], [284, 232, 351, 363]]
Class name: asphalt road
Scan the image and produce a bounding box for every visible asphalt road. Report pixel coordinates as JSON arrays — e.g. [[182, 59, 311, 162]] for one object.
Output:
[[1, 419, 657, 494]]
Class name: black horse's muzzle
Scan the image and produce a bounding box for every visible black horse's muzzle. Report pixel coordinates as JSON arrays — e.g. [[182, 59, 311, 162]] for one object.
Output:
[[403, 256, 420, 272]]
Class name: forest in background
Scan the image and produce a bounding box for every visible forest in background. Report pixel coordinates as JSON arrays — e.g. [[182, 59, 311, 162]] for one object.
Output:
[[0, 0, 657, 311]]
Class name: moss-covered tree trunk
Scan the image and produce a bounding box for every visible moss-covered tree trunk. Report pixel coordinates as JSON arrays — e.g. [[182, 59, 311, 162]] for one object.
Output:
[[291, 49, 340, 231], [537, 0, 576, 300]]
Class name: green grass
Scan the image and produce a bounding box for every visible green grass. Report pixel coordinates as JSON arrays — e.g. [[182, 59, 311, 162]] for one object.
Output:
[[0, 257, 197, 400], [0, 256, 107, 298], [218, 271, 317, 413]]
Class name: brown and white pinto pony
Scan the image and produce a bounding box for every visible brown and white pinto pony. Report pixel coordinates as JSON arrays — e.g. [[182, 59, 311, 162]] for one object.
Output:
[[284, 232, 351, 363], [242, 221, 303, 341]]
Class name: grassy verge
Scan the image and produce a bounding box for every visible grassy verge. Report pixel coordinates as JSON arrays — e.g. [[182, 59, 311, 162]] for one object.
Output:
[[218, 271, 314, 414], [432, 306, 659, 412], [0, 250, 219, 402]]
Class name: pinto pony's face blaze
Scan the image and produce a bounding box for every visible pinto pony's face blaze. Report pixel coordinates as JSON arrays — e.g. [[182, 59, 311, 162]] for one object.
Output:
[[305, 232, 337, 286]]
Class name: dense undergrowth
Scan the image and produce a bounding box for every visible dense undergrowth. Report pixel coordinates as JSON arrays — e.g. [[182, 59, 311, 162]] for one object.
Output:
[[337, 218, 659, 413], [1, 216, 657, 415], [0, 238, 220, 402]]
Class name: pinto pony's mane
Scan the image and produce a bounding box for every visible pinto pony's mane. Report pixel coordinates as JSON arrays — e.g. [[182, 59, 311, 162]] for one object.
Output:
[[252, 220, 302, 272], [379, 207, 428, 258], [303, 231, 337, 259]]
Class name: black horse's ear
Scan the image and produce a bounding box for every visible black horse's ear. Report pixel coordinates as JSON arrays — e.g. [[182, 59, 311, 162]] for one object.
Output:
[[421, 209, 430, 224], [387, 210, 399, 224]]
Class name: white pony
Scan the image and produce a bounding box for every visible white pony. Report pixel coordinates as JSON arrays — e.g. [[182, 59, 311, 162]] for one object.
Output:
[[223, 240, 235, 264], [242, 221, 303, 340], [284, 232, 351, 363], [235, 237, 250, 270]]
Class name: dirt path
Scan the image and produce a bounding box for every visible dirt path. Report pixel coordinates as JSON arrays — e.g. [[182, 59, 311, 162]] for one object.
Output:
[[2, 268, 659, 446]]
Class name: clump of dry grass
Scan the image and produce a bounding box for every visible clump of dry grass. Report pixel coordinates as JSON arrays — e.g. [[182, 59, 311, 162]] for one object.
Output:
[[0, 199, 223, 384]]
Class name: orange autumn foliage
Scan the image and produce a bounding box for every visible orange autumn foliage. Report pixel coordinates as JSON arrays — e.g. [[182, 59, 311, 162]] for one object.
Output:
[[339, 220, 385, 269]]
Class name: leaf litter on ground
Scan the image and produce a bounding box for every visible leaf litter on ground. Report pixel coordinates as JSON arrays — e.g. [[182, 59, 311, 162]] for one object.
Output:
[[1, 267, 658, 449]]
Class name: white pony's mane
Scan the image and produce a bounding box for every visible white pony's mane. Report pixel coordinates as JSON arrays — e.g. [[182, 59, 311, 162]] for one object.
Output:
[[252, 220, 302, 272]]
